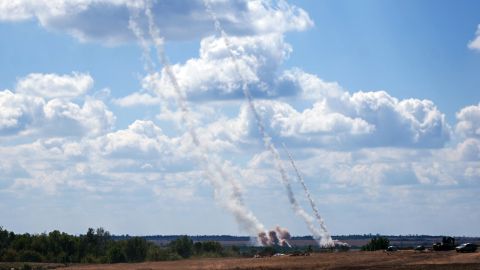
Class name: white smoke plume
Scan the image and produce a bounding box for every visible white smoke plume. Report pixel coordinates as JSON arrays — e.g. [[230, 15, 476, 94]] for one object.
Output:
[[258, 226, 292, 247], [129, 0, 268, 244], [282, 143, 333, 246], [275, 226, 292, 247], [203, 0, 331, 247]]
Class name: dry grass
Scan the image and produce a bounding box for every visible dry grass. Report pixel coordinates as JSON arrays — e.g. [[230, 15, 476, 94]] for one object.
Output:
[[57, 251, 480, 270]]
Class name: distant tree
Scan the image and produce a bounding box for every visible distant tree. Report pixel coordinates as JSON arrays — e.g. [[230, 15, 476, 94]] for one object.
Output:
[[17, 250, 44, 262], [193, 242, 203, 255], [124, 237, 148, 262], [231, 245, 240, 254], [2, 248, 18, 261], [169, 236, 193, 258], [361, 236, 390, 251], [202, 241, 223, 254], [258, 246, 275, 257], [107, 245, 126, 263], [0, 227, 10, 254]]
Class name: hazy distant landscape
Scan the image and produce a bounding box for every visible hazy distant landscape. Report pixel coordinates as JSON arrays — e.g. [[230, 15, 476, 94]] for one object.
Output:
[[144, 234, 480, 249]]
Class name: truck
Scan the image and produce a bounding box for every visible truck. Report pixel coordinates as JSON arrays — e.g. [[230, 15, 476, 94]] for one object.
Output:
[[432, 237, 455, 251]]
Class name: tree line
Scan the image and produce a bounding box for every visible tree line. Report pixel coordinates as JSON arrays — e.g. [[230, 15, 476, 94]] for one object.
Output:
[[0, 227, 237, 263]]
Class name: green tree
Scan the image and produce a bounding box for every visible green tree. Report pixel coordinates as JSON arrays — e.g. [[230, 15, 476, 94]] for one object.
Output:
[[2, 248, 17, 261], [17, 250, 44, 262], [124, 237, 147, 262], [202, 241, 223, 254], [107, 245, 126, 263], [169, 236, 193, 259], [361, 236, 390, 251]]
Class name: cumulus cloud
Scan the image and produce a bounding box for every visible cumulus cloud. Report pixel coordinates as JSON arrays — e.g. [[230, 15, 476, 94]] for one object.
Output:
[[468, 24, 480, 51], [96, 120, 174, 159], [207, 90, 450, 149], [42, 97, 115, 137], [0, 0, 312, 44], [278, 68, 344, 100], [139, 34, 292, 102], [455, 103, 480, 139], [113, 92, 162, 107], [344, 92, 450, 148], [118, 24, 449, 150], [447, 103, 480, 162], [0, 90, 44, 135], [0, 73, 114, 138], [16, 72, 93, 99], [455, 138, 480, 161], [129, 34, 339, 103]]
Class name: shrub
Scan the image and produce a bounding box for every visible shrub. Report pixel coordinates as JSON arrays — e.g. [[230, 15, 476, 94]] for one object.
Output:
[[124, 237, 148, 262], [107, 245, 126, 263], [17, 250, 44, 262], [1, 249, 17, 261], [168, 236, 193, 259], [361, 236, 390, 251]]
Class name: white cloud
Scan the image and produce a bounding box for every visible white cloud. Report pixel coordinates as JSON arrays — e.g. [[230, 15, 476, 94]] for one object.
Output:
[[96, 120, 174, 159], [455, 103, 480, 139], [0, 0, 312, 44], [279, 68, 344, 100], [16, 72, 93, 99], [0, 90, 44, 135], [413, 162, 458, 186], [208, 90, 450, 149], [0, 73, 113, 138], [42, 97, 115, 137], [468, 24, 480, 51], [113, 92, 162, 107], [345, 92, 450, 148], [455, 138, 480, 161], [140, 34, 292, 102]]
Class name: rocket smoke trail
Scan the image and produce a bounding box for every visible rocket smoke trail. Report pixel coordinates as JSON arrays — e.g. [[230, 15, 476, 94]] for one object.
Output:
[[282, 143, 333, 246], [203, 0, 332, 247], [128, 0, 268, 244]]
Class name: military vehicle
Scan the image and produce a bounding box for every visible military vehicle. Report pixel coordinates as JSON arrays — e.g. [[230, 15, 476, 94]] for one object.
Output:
[[414, 245, 426, 251], [386, 245, 398, 252], [433, 237, 455, 251], [456, 243, 478, 253]]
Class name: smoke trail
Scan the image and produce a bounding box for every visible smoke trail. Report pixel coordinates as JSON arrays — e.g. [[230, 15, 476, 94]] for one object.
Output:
[[203, 0, 331, 247], [128, 0, 268, 243], [128, 7, 156, 74], [281, 143, 333, 246]]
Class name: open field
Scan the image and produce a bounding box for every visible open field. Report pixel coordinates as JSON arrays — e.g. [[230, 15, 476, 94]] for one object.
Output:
[[57, 251, 480, 270]]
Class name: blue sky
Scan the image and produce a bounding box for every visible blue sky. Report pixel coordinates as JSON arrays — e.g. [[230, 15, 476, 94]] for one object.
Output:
[[0, 0, 479, 239]]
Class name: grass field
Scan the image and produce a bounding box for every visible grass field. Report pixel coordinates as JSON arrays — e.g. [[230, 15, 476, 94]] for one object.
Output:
[[55, 250, 480, 270]]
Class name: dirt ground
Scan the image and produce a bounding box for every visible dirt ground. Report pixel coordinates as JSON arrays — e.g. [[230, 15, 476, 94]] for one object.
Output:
[[57, 250, 480, 270]]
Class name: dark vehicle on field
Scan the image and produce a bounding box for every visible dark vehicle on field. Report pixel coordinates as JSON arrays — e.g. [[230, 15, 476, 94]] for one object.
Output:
[[414, 245, 426, 251], [433, 237, 456, 251], [386, 246, 398, 252], [456, 243, 478, 253]]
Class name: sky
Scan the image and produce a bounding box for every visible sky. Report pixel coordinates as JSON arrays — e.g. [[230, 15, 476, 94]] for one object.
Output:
[[0, 0, 479, 238]]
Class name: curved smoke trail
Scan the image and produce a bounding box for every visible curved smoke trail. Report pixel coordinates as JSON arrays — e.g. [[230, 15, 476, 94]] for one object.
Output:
[[282, 143, 333, 246], [128, 0, 268, 243], [202, 0, 333, 247]]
